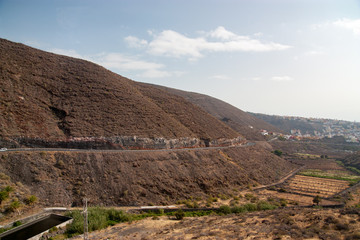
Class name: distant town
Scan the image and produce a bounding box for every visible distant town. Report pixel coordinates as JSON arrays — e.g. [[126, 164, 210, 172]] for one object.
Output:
[[259, 116, 360, 143]]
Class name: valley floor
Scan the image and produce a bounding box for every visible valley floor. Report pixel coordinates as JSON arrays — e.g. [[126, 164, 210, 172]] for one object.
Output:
[[71, 207, 360, 240]]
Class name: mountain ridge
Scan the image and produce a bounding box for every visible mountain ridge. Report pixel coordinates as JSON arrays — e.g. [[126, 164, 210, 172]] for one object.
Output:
[[144, 84, 282, 140], [0, 38, 241, 148]]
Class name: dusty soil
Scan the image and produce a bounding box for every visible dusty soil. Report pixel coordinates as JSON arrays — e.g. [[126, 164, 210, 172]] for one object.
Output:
[[71, 208, 360, 240]]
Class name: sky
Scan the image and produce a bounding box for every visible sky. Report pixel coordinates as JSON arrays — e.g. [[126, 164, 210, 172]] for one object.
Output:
[[1, 0, 360, 122]]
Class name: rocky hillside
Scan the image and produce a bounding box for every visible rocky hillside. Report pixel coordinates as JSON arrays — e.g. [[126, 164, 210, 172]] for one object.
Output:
[[0, 38, 298, 208], [0, 38, 239, 148], [0, 146, 296, 206], [146, 84, 281, 140], [341, 152, 360, 170]]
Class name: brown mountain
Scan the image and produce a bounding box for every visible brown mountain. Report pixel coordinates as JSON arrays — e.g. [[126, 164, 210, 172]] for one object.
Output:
[[0, 38, 297, 207], [0, 38, 240, 148], [146, 84, 282, 140]]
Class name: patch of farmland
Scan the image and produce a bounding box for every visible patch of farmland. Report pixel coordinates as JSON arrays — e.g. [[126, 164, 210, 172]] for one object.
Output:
[[283, 175, 349, 198], [299, 169, 360, 183]]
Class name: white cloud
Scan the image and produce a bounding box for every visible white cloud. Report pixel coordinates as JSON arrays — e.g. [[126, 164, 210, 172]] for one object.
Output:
[[208, 26, 237, 40], [304, 50, 323, 56], [271, 76, 294, 82], [49, 48, 172, 79], [333, 18, 360, 35], [126, 26, 291, 60], [124, 36, 148, 48], [148, 30, 206, 58], [51, 48, 84, 59], [210, 75, 230, 80], [94, 53, 172, 78]]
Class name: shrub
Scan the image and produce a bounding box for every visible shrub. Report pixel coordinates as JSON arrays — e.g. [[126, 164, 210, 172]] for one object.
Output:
[[218, 194, 229, 200], [4, 186, 14, 193], [0, 190, 10, 204], [313, 195, 321, 206], [0, 173, 10, 180], [335, 223, 350, 231], [273, 150, 283, 156], [107, 208, 131, 223], [175, 210, 185, 220], [219, 205, 231, 214], [13, 221, 22, 227], [186, 201, 199, 208], [25, 195, 38, 205], [208, 196, 218, 202], [245, 193, 255, 200], [231, 206, 246, 214], [7, 200, 21, 212], [66, 211, 84, 236], [66, 207, 132, 237], [244, 203, 257, 212], [280, 198, 288, 207], [257, 201, 277, 211]]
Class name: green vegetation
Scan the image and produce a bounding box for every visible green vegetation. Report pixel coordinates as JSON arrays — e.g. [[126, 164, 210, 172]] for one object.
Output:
[[7, 199, 21, 212], [298, 169, 360, 183], [205, 196, 218, 207], [24, 195, 38, 205], [13, 221, 22, 227], [65, 207, 131, 237], [0, 226, 11, 234], [0, 221, 22, 234], [174, 209, 185, 220], [273, 150, 283, 157], [0, 185, 14, 204]]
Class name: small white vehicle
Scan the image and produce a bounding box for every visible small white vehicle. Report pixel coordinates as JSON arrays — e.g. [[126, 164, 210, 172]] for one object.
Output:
[[0, 148, 7, 151]]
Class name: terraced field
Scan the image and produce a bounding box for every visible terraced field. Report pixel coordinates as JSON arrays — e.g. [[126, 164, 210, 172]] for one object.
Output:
[[285, 175, 350, 198]]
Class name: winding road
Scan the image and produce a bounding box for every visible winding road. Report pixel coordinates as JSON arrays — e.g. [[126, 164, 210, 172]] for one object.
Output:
[[3, 142, 256, 153]]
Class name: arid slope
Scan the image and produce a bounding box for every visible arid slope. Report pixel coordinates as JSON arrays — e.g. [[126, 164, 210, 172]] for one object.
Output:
[[0, 146, 295, 206], [145, 84, 282, 140], [0, 38, 238, 143]]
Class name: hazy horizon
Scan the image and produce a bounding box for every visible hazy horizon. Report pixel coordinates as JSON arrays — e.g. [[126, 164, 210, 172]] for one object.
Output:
[[1, 0, 359, 122]]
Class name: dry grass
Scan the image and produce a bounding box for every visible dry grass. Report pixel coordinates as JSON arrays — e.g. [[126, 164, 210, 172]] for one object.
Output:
[[70, 208, 360, 240]]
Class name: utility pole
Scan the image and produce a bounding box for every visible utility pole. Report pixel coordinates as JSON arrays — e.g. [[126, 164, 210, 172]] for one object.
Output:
[[83, 198, 89, 240]]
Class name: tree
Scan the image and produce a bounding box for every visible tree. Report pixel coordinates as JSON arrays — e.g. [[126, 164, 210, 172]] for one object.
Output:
[[313, 195, 321, 206]]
